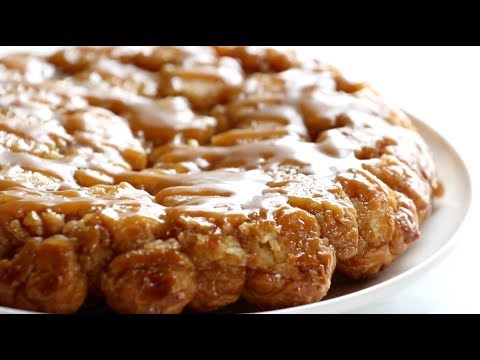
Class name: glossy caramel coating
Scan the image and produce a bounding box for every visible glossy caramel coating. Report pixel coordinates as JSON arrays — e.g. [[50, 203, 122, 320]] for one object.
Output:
[[0, 46, 442, 313]]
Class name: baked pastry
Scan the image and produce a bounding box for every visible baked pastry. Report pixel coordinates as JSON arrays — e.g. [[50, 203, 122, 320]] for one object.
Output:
[[0, 46, 442, 313]]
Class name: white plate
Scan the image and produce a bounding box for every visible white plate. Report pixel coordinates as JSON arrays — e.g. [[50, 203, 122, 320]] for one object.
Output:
[[0, 115, 471, 315]]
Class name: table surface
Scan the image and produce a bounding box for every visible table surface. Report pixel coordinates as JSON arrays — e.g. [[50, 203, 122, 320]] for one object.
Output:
[[1, 46, 478, 313]]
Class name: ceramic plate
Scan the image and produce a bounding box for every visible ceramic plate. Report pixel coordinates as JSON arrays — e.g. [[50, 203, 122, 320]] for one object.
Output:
[[0, 115, 471, 314]]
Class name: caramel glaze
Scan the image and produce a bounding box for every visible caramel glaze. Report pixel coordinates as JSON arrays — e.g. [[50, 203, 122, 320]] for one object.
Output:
[[0, 46, 442, 314]]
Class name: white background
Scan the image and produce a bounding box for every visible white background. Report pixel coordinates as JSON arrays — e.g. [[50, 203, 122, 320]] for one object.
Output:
[[1, 46, 479, 313]]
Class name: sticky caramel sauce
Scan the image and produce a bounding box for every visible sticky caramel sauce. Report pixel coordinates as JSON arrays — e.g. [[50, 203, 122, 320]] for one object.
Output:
[[0, 45, 441, 253]]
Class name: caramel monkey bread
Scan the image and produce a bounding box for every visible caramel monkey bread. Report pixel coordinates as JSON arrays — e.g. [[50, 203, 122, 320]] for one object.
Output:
[[0, 47, 442, 313]]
